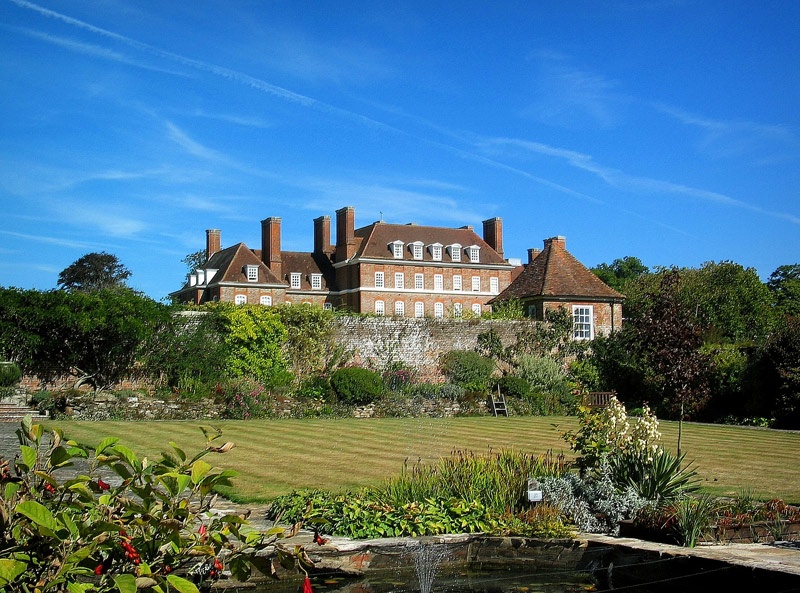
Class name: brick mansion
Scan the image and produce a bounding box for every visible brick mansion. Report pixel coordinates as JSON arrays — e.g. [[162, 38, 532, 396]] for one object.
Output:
[[171, 206, 624, 339]]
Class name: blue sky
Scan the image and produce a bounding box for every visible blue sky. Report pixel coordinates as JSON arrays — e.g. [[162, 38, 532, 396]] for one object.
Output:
[[1, 0, 798, 300]]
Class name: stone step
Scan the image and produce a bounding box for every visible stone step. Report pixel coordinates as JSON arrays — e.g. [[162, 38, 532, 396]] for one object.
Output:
[[0, 403, 48, 422]]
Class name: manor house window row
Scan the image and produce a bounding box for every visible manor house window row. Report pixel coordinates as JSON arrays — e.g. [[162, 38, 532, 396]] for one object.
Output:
[[372, 270, 499, 294], [372, 299, 481, 319], [389, 241, 479, 263]]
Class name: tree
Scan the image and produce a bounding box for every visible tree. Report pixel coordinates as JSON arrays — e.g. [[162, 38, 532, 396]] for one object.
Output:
[[768, 264, 800, 318], [0, 287, 170, 389], [182, 249, 207, 275], [591, 256, 649, 292], [636, 270, 712, 455], [57, 252, 131, 291]]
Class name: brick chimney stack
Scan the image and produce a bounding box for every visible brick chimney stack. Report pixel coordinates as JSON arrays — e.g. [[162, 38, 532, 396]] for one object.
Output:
[[545, 236, 566, 249], [482, 217, 503, 258], [335, 206, 356, 262], [206, 229, 221, 261], [527, 247, 541, 263], [261, 217, 282, 279], [314, 215, 332, 254]]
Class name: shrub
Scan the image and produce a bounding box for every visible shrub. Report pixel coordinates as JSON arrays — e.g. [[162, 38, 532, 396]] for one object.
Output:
[[330, 367, 384, 405], [0, 362, 21, 387], [515, 355, 574, 413], [382, 362, 416, 392], [0, 416, 289, 592], [608, 448, 699, 502], [407, 382, 465, 401], [672, 495, 718, 547], [497, 375, 531, 399], [215, 379, 276, 419], [439, 350, 495, 392]]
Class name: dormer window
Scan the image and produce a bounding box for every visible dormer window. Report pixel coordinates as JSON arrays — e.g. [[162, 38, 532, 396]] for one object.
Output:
[[410, 241, 424, 260], [429, 243, 443, 261], [310, 273, 322, 290], [467, 245, 480, 262], [245, 265, 258, 282], [390, 240, 404, 259], [290, 273, 301, 289], [448, 243, 462, 262]]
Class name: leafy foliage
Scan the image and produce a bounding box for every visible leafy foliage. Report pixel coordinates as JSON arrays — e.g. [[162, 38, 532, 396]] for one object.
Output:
[[768, 264, 800, 318], [274, 304, 337, 381], [330, 367, 384, 405], [608, 448, 699, 501], [267, 449, 572, 539], [0, 417, 288, 592], [57, 252, 132, 292], [514, 355, 574, 414], [591, 256, 650, 292], [212, 304, 292, 388], [0, 362, 21, 388], [439, 350, 495, 392], [0, 288, 171, 389]]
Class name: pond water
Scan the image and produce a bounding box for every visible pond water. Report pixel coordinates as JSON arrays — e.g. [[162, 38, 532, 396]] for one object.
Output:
[[247, 557, 800, 593]]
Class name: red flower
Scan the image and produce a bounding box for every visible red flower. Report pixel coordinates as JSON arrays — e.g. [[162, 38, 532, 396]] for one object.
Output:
[[94, 564, 104, 575], [198, 524, 208, 541], [302, 577, 313, 593], [313, 530, 328, 545], [97, 478, 110, 491]]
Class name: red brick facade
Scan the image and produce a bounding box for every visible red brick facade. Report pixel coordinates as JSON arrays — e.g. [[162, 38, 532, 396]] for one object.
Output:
[[171, 206, 517, 316]]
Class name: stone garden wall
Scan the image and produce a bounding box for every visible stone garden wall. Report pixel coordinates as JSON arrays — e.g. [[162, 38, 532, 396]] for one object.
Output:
[[333, 317, 537, 382]]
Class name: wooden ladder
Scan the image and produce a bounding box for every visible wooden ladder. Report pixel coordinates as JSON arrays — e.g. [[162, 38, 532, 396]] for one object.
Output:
[[487, 387, 508, 417]]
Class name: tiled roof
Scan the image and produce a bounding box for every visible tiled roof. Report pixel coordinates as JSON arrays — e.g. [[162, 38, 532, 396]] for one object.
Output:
[[353, 222, 510, 265], [275, 251, 336, 290], [492, 237, 624, 302], [205, 243, 283, 285]]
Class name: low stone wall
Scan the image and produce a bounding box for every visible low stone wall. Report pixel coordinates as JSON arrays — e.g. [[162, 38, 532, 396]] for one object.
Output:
[[334, 317, 536, 381]]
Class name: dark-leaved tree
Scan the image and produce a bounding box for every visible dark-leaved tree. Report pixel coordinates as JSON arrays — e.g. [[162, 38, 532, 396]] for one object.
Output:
[[637, 270, 712, 455], [57, 252, 132, 291]]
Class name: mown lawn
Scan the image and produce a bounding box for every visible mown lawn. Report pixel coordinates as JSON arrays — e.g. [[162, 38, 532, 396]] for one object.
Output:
[[51, 417, 800, 504]]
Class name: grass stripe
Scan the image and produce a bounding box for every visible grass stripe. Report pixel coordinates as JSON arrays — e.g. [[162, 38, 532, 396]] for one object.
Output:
[[50, 417, 800, 504]]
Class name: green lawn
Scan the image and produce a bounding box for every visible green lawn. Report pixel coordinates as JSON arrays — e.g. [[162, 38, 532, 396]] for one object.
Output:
[[50, 417, 800, 504]]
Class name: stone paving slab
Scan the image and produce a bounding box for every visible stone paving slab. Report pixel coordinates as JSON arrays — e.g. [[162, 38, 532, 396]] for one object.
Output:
[[583, 532, 800, 576]]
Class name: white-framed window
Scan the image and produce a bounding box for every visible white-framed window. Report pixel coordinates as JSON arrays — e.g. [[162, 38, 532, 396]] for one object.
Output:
[[573, 305, 594, 340], [414, 302, 424, 318], [467, 245, 480, 262], [390, 240, 404, 259], [472, 303, 482, 316], [375, 271, 385, 288], [429, 243, 443, 261], [490, 277, 499, 294], [453, 302, 462, 318], [471, 276, 480, 291], [453, 275, 462, 291], [394, 272, 404, 289], [323, 302, 333, 310], [290, 273, 301, 289], [434, 274, 443, 291], [410, 241, 424, 260], [246, 265, 258, 282], [434, 302, 444, 318], [448, 243, 462, 262], [234, 294, 247, 305], [414, 273, 424, 289], [310, 273, 322, 290], [260, 295, 272, 306], [375, 300, 385, 316], [394, 301, 405, 317]]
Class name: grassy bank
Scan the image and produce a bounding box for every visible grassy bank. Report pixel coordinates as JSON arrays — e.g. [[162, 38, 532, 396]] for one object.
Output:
[[51, 417, 800, 504]]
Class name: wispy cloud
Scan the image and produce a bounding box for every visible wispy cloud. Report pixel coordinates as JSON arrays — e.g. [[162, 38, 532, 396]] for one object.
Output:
[[9, 25, 191, 77], [524, 51, 629, 129], [165, 121, 227, 162], [487, 136, 800, 225], [657, 104, 799, 163], [188, 109, 271, 129], [0, 230, 94, 249]]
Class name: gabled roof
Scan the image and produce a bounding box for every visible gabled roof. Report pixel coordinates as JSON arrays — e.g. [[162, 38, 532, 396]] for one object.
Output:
[[204, 243, 283, 285], [491, 237, 624, 303], [269, 250, 336, 291], [352, 222, 510, 265]]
